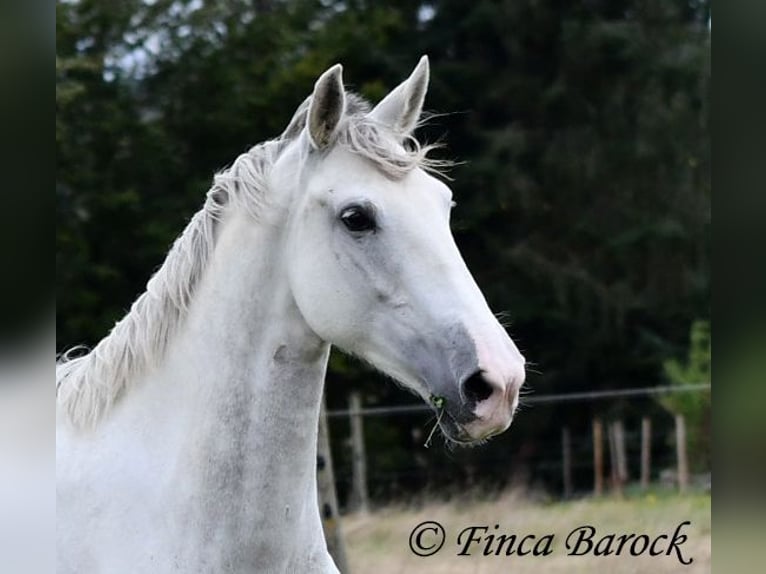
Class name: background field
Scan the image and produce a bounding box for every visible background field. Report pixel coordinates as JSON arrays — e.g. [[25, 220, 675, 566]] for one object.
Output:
[[344, 489, 711, 573]]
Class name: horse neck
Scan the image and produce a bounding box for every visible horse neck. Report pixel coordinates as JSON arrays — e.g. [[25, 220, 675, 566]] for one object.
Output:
[[155, 207, 331, 560]]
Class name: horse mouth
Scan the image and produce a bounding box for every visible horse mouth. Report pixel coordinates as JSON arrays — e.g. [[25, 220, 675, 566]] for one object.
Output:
[[438, 410, 508, 448], [435, 410, 500, 447], [443, 427, 502, 446]]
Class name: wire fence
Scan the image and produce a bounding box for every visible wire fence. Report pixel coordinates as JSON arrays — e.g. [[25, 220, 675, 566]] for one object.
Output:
[[323, 384, 711, 511], [326, 383, 711, 417]]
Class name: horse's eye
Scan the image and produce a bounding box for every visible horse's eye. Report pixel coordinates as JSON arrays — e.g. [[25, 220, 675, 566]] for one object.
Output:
[[339, 205, 376, 233]]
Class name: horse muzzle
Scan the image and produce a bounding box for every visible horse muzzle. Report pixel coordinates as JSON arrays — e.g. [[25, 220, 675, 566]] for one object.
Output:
[[435, 365, 525, 445]]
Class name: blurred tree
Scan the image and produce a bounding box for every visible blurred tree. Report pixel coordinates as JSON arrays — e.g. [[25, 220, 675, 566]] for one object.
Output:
[[658, 320, 711, 472]]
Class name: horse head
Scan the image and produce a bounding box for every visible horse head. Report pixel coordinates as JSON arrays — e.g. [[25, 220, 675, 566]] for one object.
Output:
[[279, 58, 527, 444]]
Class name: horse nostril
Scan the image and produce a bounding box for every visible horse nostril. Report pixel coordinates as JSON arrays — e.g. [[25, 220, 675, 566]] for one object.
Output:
[[462, 370, 494, 404]]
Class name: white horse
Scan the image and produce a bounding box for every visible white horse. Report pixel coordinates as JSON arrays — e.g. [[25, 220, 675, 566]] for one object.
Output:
[[56, 57, 526, 573]]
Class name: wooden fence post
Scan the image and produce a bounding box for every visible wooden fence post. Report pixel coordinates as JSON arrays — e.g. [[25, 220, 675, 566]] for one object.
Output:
[[607, 421, 621, 495], [317, 396, 349, 573], [348, 391, 369, 514], [614, 419, 628, 486], [675, 413, 689, 494], [562, 426, 572, 499], [593, 418, 604, 496], [641, 417, 651, 490]]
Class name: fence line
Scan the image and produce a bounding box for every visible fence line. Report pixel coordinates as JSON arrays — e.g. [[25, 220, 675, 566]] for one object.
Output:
[[329, 384, 710, 508], [326, 383, 710, 417]]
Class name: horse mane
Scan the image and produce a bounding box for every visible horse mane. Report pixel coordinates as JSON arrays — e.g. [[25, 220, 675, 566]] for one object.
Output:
[[56, 92, 447, 429]]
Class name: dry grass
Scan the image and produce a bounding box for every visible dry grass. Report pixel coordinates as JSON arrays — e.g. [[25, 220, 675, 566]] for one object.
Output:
[[342, 488, 711, 573]]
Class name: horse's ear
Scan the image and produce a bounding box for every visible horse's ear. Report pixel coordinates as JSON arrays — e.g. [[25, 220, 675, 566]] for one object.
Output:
[[281, 96, 311, 141], [307, 64, 346, 149], [369, 55, 429, 135]]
